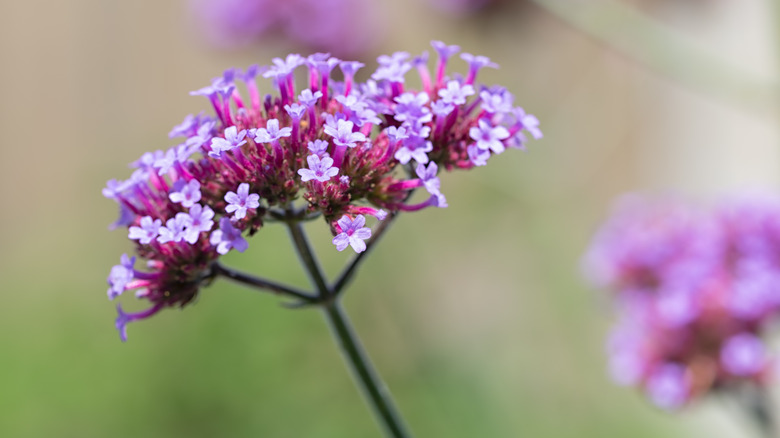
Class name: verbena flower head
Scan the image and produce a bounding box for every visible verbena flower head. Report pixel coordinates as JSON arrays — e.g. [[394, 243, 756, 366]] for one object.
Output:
[[584, 195, 780, 409], [104, 41, 540, 341]]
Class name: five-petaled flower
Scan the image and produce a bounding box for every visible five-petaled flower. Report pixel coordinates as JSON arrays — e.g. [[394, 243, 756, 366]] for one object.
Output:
[[332, 215, 372, 253]]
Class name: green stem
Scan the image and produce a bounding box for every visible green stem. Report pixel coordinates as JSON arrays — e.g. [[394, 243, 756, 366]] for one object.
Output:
[[322, 299, 411, 438], [211, 262, 318, 302], [282, 209, 411, 437]]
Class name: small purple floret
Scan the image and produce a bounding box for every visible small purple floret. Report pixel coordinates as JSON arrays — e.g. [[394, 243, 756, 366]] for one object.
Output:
[[721, 333, 766, 376], [169, 179, 202, 208], [157, 213, 192, 244], [225, 183, 261, 220], [210, 217, 249, 255], [209, 126, 247, 158], [470, 119, 510, 154], [308, 139, 330, 157], [438, 80, 475, 105], [254, 119, 292, 143], [332, 215, 372, 253], [324, 119, 366, 148], [107, 254, 136, 300], [128, 216, 162, 245], [298, 155, 340, 182], [415, 162, 441, 196], [183, 204, 216, 244]]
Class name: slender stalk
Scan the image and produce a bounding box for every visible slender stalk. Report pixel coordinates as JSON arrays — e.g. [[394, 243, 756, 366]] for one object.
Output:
[[212, 262, 318, 302], [284, 212, 331, 298], [745, 386, 777, 438], [281, 209, 411, 437], [322, 299, 411, 438]]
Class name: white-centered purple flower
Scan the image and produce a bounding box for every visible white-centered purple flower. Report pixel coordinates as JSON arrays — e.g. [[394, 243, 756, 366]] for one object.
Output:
[[298, 89, 323, 107], [298, 154, 339, 182], [721, 333, 766, 376], [157, 213, 193, 244], [394, 92, 432, 124], [431, 41, 460, 62], [308, 139, 330, 157], [324, 119, 366, 148], [438, 80, 475, 105], [332, 215, 372, 253], [515, 107, 543, 140], [183, 204, 215, 244], [107, 254, 136, 300], [385, 126, 409, 143], [415, 162, 441, 196], [470, 119, 510, 154], [284, 103, 306, 120], [394, 136, 432, 165], [372, 61, 411, 83], [480, 88, 514, 114], [225, 183, 261, 220], [209, 126, 248, 158], [263, 54, 305, 80], [431, 100, 454, 117], [210, 217, 249, 255], [169, 179, 202, 208], [467, 144, 490, 166], [646, 364, 690, 410], [128, 216, 163, 245], [254, 119, 292, 143]]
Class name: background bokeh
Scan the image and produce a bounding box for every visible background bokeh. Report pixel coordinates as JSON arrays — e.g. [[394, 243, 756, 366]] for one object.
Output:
[[1, 0, 778, 436]]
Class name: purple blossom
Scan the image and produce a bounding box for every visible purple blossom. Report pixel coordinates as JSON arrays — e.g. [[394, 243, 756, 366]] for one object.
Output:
[[646, 364, 690, 410], [298, 155, 340, 182], [298, 89, 323, 107], [394, 92, 432, 124], [431, 41, 460, 62], [115, 303, 162, 342], [107, 254, 136, 300], [324, 119, 366, 148], [480, 88, 514, 114], [225, 183, 261, 220], [467, 144, 490, 166], [438, 80, 475, 105], [372, 62, 412, 83], [184, 121, 216, 151], [395, 136, 433, 165], [385, 126, 409, 143], [460, 53, 498, 82], [128, 216, 163, 245], [332, 215, 372, 253], [470, 119, 510, 154], [157, 213, 193, 244], [169, 113, 200, 138], [209, 126, 247, 158], [210, 217, 249, 255], [284, 103, 306, 120], [169, 179, 202, 208], [377, 51, 410, 65], [721, 333, 766, 376], [515, 107, 543, 139], [254, 119, 292, 143], [340, 61, 365, 78], [308, 139, 330, 157], [183, 204, 215, 244], [415, 162, 441, 196], [263, 54, 305, 79], [431, 100, 454, 116]]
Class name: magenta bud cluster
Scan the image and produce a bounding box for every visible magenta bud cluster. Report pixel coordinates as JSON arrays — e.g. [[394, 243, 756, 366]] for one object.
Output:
[[584, 195, 780, 409], [103, 41, 541, 341]]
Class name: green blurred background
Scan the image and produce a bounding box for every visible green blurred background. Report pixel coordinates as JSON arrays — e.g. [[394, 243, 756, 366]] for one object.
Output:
[[1, 0, 778, 436]]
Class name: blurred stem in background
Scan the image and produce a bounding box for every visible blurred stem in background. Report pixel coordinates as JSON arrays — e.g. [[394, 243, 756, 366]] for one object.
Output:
[[528, 0, 780, 115], [214, 207, 410, 438]]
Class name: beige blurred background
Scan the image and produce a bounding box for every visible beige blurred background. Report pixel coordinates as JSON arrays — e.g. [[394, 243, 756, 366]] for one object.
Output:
[[0, 0, 778, 437]]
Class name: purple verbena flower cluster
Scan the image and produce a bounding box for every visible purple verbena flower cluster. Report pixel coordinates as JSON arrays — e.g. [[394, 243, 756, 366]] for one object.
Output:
[[584, 195, 780, 409], [104, 41, 540, 341]]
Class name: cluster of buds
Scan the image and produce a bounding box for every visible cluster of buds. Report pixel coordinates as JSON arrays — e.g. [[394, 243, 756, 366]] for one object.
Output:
[[103, 41, 542, 341], [584, 195, 780, 409]]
